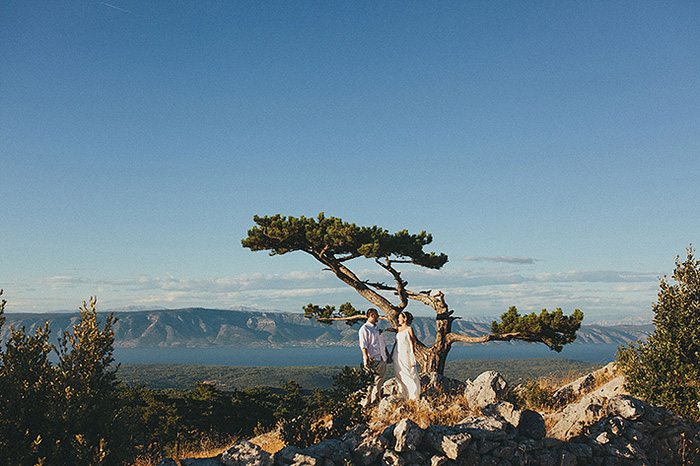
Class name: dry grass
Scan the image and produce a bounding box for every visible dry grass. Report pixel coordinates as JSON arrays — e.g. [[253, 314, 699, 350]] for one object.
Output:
[[249, 428, 285, 454], [368, 391, 477, 433], [130, 435, 237, 466]]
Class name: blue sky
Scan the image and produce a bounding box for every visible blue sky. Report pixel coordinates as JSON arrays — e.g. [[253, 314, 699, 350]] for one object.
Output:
[[2, 1, 698, 323]]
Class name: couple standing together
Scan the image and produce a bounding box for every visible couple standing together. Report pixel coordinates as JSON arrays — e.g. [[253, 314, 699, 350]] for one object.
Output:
[[358, 308, 421, 404]]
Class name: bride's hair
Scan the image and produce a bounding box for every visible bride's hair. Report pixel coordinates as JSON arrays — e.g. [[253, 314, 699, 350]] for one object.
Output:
[[401, 311, 414, 325]]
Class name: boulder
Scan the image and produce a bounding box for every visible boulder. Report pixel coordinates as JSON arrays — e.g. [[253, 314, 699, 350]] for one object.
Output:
[[551, 373, 595, 406], [517, 410, 546, 440], [377, 395, 403, 420], [606, 395, 647, 421], [273, 445, 319, 466], [302, 439, 351, 465], [548, 376, 626, 440], [352, 433, 389, 465], [423, 425, 472, 459], [341, 423, 370, 451], [464, 371, 508, 409], [481, 401, 521, 427], [221, 440, 272, 466], [393, 418, 424, 452]]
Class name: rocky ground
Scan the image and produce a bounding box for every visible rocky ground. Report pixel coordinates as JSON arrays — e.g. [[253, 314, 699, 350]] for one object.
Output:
[[159, 363, 700, 465]]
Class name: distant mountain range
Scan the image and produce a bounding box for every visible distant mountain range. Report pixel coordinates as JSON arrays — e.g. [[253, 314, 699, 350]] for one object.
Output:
[[0, 307, 654, 348]]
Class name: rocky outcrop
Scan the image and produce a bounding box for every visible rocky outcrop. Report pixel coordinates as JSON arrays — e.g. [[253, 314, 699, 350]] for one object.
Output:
[[464, 371, 509, 409], [161, 369, 700, 466], [550, 362, 617, 407], [547, 375, 627, 440]]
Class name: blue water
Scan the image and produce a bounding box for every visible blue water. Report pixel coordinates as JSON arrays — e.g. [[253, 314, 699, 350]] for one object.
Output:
[[113, 343, 619, 367]]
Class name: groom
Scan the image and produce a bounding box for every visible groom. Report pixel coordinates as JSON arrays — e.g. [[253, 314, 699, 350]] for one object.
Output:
[[359, 308, 391, 405]]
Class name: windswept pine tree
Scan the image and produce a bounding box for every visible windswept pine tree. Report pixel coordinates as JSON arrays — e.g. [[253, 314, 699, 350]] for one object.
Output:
[[242, 213, 583, 374]]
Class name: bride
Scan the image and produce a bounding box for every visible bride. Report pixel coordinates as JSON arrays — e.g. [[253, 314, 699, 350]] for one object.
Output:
[[390, 311, 421, 400]]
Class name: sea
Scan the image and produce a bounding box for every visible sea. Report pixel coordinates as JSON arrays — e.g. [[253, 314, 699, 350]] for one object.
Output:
[[113, 342, 620, 367]]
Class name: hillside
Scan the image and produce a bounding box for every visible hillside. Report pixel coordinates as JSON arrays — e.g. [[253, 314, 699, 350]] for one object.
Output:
[[1, 307, 653, 348]]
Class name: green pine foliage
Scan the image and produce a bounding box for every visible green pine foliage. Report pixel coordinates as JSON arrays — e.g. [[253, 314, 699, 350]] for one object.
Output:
[[491, 306, 584, 352], [242, 213, 448, 269], [617, 247, 700, 420], [303, 301, 362, 325]]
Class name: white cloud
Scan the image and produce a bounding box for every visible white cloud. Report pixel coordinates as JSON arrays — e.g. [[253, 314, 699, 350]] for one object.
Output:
[[16, 263, 661, 319]]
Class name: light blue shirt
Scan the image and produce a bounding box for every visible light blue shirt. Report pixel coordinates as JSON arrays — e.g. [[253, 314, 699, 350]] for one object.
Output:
[[359, 321, 387, 361]]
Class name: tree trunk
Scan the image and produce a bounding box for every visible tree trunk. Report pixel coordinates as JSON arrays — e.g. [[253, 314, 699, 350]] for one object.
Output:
[[413, 293, 454, 375]]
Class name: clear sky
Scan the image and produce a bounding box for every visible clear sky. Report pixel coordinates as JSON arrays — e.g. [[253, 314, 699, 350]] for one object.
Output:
[[2, 1, 698, 324]]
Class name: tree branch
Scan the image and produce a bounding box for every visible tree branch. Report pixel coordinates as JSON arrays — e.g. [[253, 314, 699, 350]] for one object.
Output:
[[375, 258, 409, 310], [445, 331, 560, 349]]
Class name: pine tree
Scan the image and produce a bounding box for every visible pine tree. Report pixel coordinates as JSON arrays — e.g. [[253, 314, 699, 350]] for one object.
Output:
[[242, 213, 583, 374], [617, 247, 700, 419]]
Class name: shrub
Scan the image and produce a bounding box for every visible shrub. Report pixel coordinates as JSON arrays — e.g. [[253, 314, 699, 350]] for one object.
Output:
[[276, 365, 374, 447]]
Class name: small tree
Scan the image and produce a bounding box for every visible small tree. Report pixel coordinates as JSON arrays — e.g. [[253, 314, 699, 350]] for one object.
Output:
[[242, 213, 583, 374], [617, 247, 700, 419], [0, 293, 135, 465], [54, 297, 124, 464], [0, 290, 56, 464]]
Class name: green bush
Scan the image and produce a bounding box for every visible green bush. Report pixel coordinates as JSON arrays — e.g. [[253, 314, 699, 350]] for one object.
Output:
[[519, 380, 555, 411], [617, 247, 700, 420], [0, 294, 134, 465], [276, 365, 374, 448]]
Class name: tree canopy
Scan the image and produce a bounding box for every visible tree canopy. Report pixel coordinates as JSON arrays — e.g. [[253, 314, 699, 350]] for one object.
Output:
[[241, 213, 448, 269]]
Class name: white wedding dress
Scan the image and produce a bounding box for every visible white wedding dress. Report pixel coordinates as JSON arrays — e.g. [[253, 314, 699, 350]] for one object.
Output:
[[393, 328, 421, 400]]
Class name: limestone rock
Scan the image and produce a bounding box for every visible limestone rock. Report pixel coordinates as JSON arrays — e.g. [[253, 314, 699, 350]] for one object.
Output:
[[377, 395, 403, 420], [548, 376, 626, 440], [393, 418, 424, 452], [302, 439, 351, 465], [606, 395, 646, 421], [221, 440, 272, 466], [423, 425, 472, 459], [342, 423, 370, 451], [464, 371, 508, 409], [481, 401, 521, 427], [273, 445, 318, 466], [551, 373, 595, 406], [352, 432, 389, 465]]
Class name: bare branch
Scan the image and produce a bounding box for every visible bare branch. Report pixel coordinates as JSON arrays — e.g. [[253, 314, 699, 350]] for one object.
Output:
[[446, 331, 553, 346], [364, 281, 396, 291], [375, 258, 409, 310]]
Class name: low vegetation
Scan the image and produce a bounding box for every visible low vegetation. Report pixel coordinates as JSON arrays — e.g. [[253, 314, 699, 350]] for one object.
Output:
[[117, 357, 602, 391]]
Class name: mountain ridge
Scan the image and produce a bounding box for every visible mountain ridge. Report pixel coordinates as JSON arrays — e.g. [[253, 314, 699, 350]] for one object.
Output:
[[0, 307, 653, 348]]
